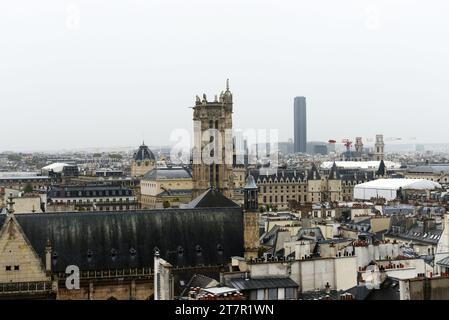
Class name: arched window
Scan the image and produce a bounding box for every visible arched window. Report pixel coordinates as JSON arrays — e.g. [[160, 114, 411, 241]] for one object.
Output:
[[195, 245, 202, 256]]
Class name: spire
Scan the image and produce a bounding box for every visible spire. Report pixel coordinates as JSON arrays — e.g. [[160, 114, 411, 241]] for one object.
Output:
[[226, 78, 230, 91], [6, 193, 15, 215]]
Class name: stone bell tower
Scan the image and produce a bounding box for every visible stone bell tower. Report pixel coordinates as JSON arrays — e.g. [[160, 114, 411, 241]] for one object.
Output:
[[374, 134, 385, 161], [243, 174, 260, 259], [192, 80, 234, 198]]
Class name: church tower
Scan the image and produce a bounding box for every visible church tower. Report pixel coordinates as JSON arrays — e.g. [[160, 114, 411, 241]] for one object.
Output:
[[243, 174, 260, 259], [131, 142, 156, 177], [374, 134, 385, 161], [192, 80, 234, 198]]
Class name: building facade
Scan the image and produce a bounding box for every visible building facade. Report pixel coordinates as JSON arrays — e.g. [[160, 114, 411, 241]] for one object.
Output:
[[47, 183, 138, 212], [140, 167, 193, 209], [293, 96, 307, 154]]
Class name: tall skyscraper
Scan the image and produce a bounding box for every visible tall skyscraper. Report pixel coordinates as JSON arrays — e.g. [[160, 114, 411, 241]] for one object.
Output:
[[294, 96, 307, 153]]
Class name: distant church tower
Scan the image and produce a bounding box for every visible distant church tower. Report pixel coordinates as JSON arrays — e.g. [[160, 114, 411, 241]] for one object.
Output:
[[192, 80, 234, 198], [243, 174, 260, 260], [374, 134, 385, 161], [131, 142, 156, 177], [355, 137, 363, 153]]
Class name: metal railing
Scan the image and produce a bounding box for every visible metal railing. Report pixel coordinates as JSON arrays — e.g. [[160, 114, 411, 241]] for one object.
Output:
[[0, 281, 52, 294]]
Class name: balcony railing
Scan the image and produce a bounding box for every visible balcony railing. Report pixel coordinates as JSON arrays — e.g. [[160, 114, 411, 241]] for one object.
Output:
[[0, 281, 52, 294]]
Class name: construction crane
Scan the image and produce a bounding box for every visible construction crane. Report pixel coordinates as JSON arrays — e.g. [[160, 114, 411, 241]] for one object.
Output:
[[342, 139, 353, 152]]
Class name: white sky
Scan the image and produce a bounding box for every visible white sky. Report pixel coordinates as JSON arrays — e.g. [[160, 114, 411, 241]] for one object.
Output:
[[1, 0, 449, 151]]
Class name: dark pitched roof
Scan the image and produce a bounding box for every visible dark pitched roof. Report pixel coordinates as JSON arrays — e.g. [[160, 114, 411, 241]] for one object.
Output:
[[156, 189, 192, 197], [133, 143, 155, 161], [329, 162, 341, 180], [407, 165, 449, 175], [2, 208, 244, 272], [229, 276, 298, 291], [308, 163, 321, 180], [250, 169, 307, 183], [366, 278, 400, 300], [377, 160, 386, 176], [188, 189, 240, 209], [244, 174, 257, 189]]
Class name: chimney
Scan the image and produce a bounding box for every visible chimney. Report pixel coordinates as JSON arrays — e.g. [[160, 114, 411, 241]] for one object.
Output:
[[45, 239, 52, 275], [154, 248, 161, 300], [423, 218, 436, 233], [325, 282, 331, 294]]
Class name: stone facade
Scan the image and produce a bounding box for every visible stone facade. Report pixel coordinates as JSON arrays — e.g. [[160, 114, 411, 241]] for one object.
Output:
[[0, 215, 49, 284], [192, 80, 234, 199], [140, 167, 193, 209]]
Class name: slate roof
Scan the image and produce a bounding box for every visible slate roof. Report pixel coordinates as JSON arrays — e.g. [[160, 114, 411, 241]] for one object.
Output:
[[250, 169, 307, 183], [143, 167, 192, 180], [328, 162, 341, 180], [436, 256, 449, 267], [48, 184, 133, 198], [366, 278, 400, 300], [244, 174, 258, 189], [229, 276, 298, 291], [386, 216, 442, 245], [407, 165, 449, 175], [156, 189, 192, 197], [0, 207, 244, 272], [133, 144, 155, 161], [188, 188, 240, 209], [308, 163, 321, 180]]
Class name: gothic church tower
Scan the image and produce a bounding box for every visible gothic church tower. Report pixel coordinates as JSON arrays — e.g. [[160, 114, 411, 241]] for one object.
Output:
[[192, 80, 234, 198]]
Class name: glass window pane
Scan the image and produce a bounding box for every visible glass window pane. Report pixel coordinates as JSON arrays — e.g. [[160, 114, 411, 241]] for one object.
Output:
[[285, 287, 296, 300], [268, 288, 278, 300]]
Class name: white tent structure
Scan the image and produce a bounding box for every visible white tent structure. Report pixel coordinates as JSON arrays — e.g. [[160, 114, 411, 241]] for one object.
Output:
[[321, 161, 401, 170], [41, 163, 70, 174], [353, 179, 442, 201]]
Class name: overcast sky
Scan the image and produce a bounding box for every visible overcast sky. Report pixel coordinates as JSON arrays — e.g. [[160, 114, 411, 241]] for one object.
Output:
[[1, 0, 449, 152]]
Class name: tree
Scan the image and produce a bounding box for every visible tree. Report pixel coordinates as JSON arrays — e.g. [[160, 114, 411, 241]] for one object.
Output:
[[23, 183, 33, 193], [109, 153, 123, 160], [163, 201, 171, 209], [7, 154, 21, 162]]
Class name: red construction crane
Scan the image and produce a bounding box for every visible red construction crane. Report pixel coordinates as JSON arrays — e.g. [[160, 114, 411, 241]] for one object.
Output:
[[342, 139, 353, 152]]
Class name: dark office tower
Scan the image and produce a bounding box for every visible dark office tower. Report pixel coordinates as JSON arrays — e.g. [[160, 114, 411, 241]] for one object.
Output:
[[294, 96, 307, 153]]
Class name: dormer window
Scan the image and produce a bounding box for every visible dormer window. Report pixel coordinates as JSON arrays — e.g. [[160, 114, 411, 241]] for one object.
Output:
[[111, 248, 118, 261]]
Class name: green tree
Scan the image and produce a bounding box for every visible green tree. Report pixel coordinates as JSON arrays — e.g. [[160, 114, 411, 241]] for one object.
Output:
[[23, 183, 34, 193], [109, 153, 123, 160], [7, 154, 22, 162], [163, 201, 171, 209]]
